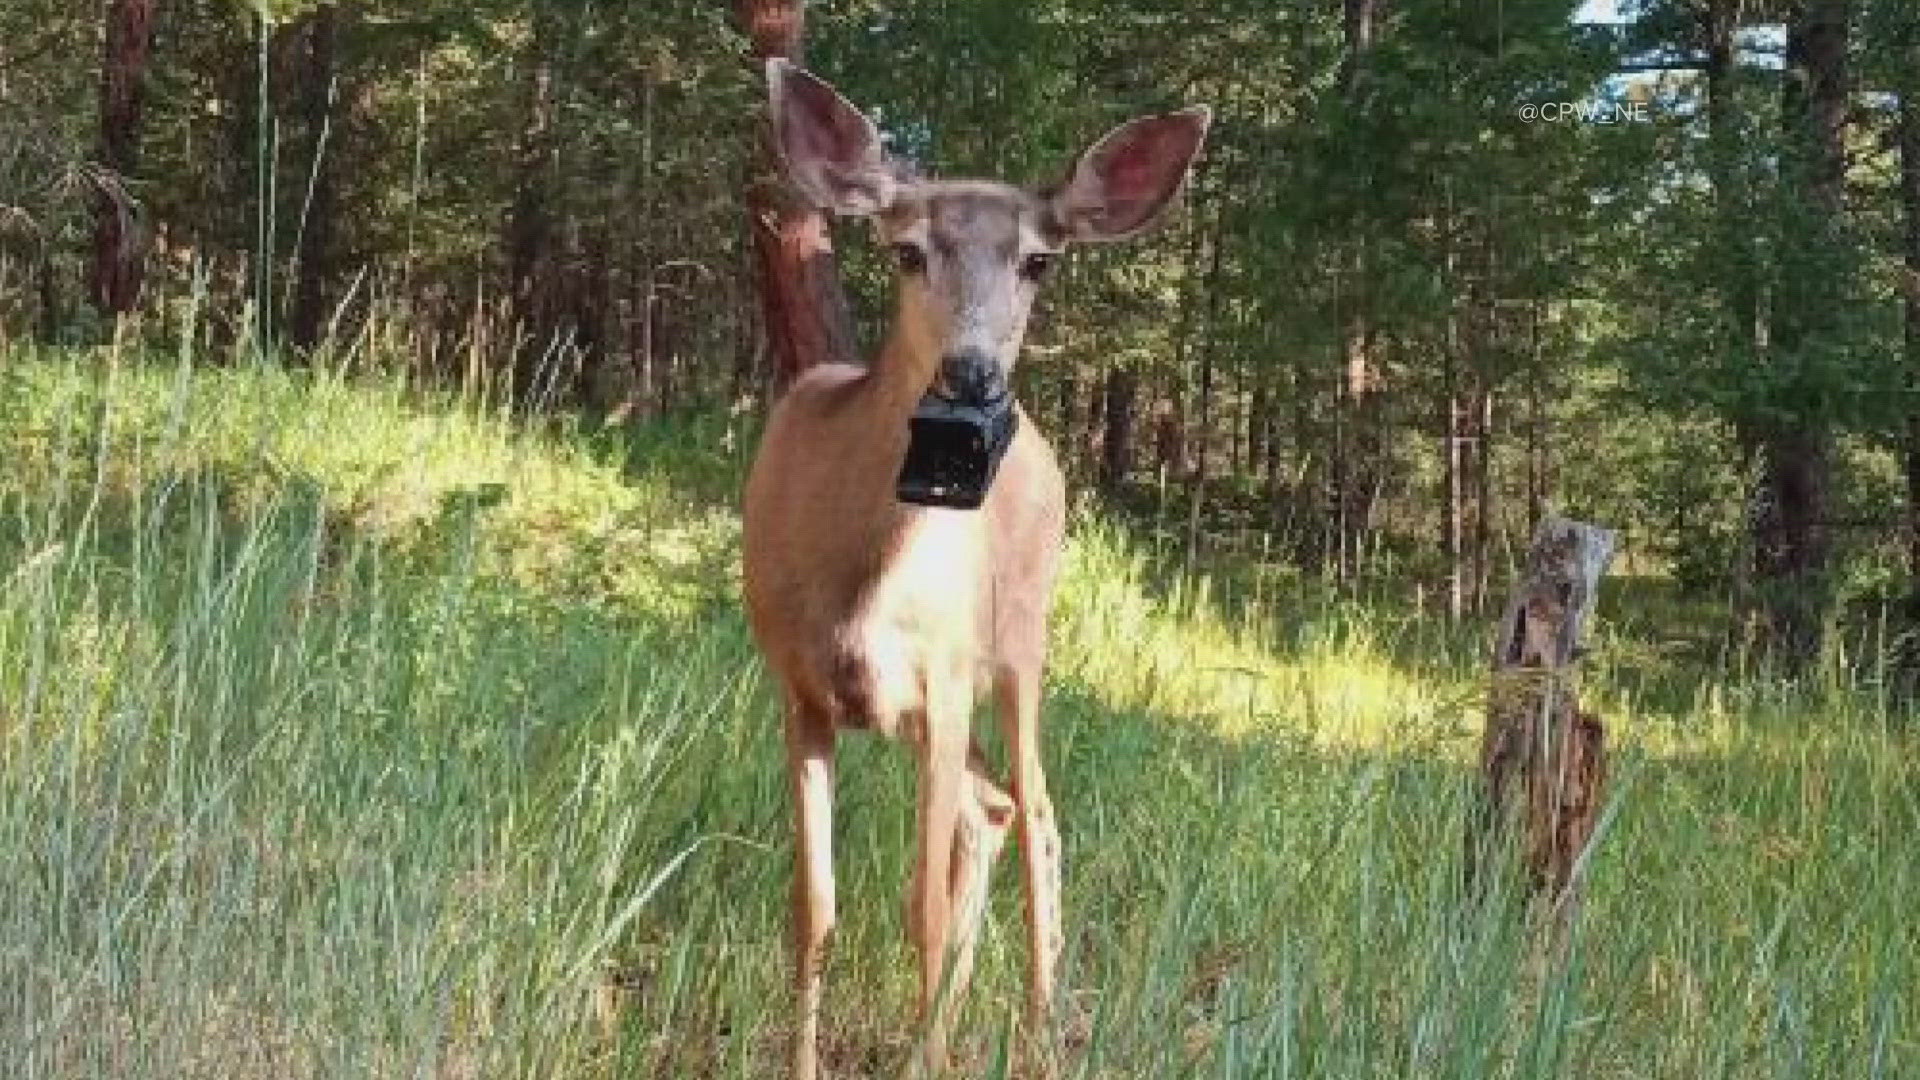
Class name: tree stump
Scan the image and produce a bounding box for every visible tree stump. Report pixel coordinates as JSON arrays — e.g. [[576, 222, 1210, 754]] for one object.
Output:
[[1470, 517, 1614, 911]]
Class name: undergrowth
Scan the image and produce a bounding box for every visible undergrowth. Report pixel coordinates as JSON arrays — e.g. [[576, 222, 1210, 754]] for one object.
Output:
[[0, 343, 1913, 1077]]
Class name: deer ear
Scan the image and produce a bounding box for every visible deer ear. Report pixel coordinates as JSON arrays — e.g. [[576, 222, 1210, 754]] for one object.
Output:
[[1050, 107, 1210, 242], [767, 59, 896, 216]]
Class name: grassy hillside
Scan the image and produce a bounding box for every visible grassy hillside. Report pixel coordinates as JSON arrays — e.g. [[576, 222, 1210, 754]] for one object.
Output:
[[0, 346, 1913, 1077]]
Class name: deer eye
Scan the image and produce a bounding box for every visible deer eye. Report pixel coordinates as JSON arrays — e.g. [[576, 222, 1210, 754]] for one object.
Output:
[[1019, 252, 1057, 282], [892, 242, 927, 275]]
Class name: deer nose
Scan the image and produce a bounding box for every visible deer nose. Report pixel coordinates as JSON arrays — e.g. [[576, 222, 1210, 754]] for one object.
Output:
[[938, 350, 1005, 405]]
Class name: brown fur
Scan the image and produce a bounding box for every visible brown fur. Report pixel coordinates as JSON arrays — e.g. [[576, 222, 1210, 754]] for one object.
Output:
[[746, 62, 1205, 1079], [743, 185, 1066, 1080]]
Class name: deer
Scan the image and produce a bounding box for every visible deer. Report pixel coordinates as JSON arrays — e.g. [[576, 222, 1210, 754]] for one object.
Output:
[[742, 59, 1208, 1079]]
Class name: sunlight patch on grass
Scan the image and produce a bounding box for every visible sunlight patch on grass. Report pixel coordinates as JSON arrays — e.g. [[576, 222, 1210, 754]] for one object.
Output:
[[1, 349, 1914, 1077], [0, 351, 739, 623], [1053, 517, 1476, 753]]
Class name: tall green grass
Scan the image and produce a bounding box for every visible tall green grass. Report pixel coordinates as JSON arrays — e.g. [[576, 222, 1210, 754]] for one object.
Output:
[[0, 345, 1913, 1077]]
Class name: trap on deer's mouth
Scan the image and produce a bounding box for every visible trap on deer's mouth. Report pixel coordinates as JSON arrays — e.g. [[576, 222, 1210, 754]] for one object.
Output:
[[896, 391, 1018, 510]]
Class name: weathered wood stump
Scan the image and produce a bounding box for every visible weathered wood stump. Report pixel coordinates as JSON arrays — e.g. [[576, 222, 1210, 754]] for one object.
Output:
[[1469, 517, 1614, 911]]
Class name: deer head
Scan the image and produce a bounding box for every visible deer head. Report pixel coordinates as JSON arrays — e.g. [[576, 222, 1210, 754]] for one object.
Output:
[[767, 59, 1210, 405]]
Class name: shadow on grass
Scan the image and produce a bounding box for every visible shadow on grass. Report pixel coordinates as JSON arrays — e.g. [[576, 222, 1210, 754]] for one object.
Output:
[[613, 663, 1625, 1079], [0, 366, 1910, 1076], [0, 459, 763, 1077], [616, 651, 1918, 1078]]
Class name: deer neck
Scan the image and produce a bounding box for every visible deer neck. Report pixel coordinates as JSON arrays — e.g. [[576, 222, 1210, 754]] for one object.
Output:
[[832, 304, 1018, 525], [862, 308, 945, 424]]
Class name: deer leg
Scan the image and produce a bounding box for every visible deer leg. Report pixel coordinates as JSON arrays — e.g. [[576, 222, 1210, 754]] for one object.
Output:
[[910, 680, 971, 1075], [785, 696, 837, 1080], [942, 744, 1013, 1029], [997, 668, 1062, 1044]]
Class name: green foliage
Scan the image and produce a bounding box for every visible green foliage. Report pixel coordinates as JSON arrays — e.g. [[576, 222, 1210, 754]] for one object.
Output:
[[8, 0, 1920, 1071], [6, 0, 1919, 599], [1, 349, 1916, 1076]]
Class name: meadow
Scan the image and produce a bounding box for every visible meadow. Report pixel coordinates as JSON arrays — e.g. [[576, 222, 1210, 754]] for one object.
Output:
[[0, 342, 1913, 1078]]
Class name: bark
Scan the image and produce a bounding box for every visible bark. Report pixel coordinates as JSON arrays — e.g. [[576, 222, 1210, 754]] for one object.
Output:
[[1750, 0, 1849, 659], [1188, 198, 1228, 556], [37, 253, 60, 343], [1341, 320, 1383, 581], [289, 3, 342, 352], [1470, 518, 1614, 910], [1444, 386, 1464, 621], [1165, 182, 1208, 487], [1195, 266, 1219, 485], [1704, 0, 1766, 620], [1474, 389, 1495, 612], [1284, 345, 1315, 564], [574, 233, 611, 402], [1154, 395, 1186, 482], [1244, 374, 1259, 484], [1337, 0, 1383, 582], [1442, 182, 1465, 620], [91, 0, 157, 319], [1903, 80, 1920, 579], [736, 0, 858, 388], [1230, 356, 1244, 478], [1101, 362, 1139, 493], [655, 302, 679, 411], [1340, 0, 1379, 89], [1058, 364, 1082, 474], [638, 270, 658, 413], [1526, 302, 1546, 533], [1262, 377, 1281, 495], [1705, 0, 1760, 363], [613, 60, 660, 420], [508, 3, 561, 399]]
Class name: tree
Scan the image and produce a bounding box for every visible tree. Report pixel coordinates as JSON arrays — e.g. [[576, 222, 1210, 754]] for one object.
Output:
[[736, 0, 857, 388], [1743, 0, 1853, 658], [92, 0, 158, 319], [287, 2, 345, 351]]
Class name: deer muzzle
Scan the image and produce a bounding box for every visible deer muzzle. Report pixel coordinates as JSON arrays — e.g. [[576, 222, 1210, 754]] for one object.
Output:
[[896, 351, 1017, 510]]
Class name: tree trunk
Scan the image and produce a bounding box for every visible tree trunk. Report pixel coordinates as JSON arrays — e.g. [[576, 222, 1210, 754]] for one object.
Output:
[[1340, 0, 1379, 87], [508, 2, 561, 400], [1896, 27, 1920, 585], [1339, 0, 1382, 582], [1154, 393, 1186, 483], [288, 2, 342, 353], [1101, 362, 1139, 493], [1442, 180, 1465, 620], [1230, 352, 1245, 479], [1058, 363, 1082, 475], [36, 253, 60, 343], [1705, 0, 1765, 624], [1705, 0, 1761, 363], [1444, 386, 1465, 621], [736, 0, 858, 389], [1751, 0, 1849, 659], [1248, 378, 1268, 490], [1474, 388, 1495, 612], [91, 0, 157, 319], [1188, 205, 1227, 557], [1165, 181, 1208, 488], [1903, 77, 1920, 579], [1527, 302, 1547, 533], [1471, 518, 1613, 911]]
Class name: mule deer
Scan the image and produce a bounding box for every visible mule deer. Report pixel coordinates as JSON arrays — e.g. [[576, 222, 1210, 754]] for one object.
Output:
[[742, 60, 1207, 1078]]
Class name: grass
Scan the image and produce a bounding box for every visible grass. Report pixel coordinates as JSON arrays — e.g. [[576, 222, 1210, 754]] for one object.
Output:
[[0, 342, 1914, 1077]]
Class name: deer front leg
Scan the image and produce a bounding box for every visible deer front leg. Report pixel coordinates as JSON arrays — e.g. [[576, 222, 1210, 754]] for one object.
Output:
[[785, 697, 837, 1080], [909, 679, 971, 1075], [997, 668, 1062, 1053]]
